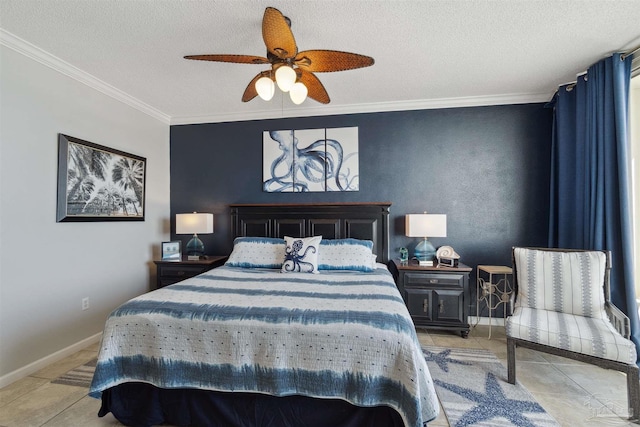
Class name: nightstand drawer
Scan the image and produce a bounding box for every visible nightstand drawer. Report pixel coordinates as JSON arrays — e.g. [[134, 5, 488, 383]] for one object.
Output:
[[158, 264, 208, 279], [403, 272, 464, 288]]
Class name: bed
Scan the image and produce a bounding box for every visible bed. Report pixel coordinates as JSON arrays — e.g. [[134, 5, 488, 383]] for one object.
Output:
[[89, 203, 439, 427]]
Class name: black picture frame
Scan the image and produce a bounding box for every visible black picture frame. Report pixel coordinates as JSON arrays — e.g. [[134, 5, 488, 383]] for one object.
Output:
[[161, 241, 182, 261], [56, 134, 146, 222]]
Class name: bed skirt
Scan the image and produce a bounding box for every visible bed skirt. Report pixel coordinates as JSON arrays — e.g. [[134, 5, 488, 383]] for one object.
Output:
[[99, 383, 407, 427]]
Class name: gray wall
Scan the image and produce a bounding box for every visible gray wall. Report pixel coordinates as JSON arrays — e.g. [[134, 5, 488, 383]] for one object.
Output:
[[170, 103, 552, 315], [0, 45, 170, 384]]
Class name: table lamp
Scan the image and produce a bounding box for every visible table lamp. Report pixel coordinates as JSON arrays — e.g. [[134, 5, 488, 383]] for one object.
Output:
[[405, 213, 447, 266], [176, 212, 214, 260]]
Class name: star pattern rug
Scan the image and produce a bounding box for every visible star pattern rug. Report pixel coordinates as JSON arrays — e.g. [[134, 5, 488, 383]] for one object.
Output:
[[51, 358, 96, 388], [423, 346, 560, 427]]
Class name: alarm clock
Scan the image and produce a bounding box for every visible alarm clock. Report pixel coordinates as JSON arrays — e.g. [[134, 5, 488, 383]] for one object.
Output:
[[438, 257, 459, 267], [436, 246, 460, 267]]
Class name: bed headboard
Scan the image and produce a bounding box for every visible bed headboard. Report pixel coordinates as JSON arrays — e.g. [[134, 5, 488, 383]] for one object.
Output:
[[230, 203, 391, 263]]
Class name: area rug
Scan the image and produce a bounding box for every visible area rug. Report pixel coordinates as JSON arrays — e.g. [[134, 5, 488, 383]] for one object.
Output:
[[423, 346, 559, 427], [51, 358, 96, 388]]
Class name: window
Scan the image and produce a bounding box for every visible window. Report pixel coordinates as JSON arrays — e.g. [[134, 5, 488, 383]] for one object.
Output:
[[631, 72, 639, 298]]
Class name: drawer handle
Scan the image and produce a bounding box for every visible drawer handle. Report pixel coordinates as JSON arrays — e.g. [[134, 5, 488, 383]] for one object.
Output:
[[423, 298, 429, 313], [177, 271, 185, 276], [439, 301, 444, 313], [429, 279, 438, 284]]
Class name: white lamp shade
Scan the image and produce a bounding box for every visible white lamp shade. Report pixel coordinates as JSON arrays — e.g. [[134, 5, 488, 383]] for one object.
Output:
[[275, 66, 296, 92], [405, 214, 447, 238], [289, 82, 308, 104], [176, 213, 214, 235], [255, 76, 275, 101]]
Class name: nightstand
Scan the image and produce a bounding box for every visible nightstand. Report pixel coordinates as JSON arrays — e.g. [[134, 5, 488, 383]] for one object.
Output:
[[154, 255, 227, 289], [389, 259, 472, 338]]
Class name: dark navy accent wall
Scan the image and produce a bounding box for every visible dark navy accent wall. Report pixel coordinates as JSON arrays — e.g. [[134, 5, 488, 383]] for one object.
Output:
[[170, 103, 552, 315]]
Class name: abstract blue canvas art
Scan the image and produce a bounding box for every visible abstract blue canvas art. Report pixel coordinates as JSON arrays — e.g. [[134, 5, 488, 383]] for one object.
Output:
[[262, 127, 359, 192]]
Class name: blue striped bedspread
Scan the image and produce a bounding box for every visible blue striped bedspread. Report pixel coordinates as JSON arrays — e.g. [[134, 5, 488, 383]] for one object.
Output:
[[89, 265, 439, 427]]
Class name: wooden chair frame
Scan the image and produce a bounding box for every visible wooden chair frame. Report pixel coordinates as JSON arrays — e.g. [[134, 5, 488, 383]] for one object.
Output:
[[506, 247, 640, 422]]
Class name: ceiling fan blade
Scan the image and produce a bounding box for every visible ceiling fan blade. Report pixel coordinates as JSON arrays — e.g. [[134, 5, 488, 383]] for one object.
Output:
[[262, 7, 297, 59], [298, 70, 330, 104], [242, 71, 271, 102], [294, 50, 374, 72], [184, 54, 269, 64]]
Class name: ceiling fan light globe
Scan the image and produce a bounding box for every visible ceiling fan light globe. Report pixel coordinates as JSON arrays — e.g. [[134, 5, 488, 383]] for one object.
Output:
[[289, 82, 308, 104], [255, 76, 275, 101], [275, 66, 296, 92]]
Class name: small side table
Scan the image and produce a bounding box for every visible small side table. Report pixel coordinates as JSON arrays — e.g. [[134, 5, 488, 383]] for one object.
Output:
[[154, 255, 227, 289], [476, 265, 513, 339], [389, 259, 472, 338]]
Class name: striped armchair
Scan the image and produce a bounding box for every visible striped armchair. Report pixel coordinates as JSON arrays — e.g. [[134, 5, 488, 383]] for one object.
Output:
[[506, 247, 639, 421]]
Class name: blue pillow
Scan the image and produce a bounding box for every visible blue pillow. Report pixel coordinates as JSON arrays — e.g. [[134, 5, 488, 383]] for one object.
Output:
[[225, 237, 285, 269], [318, 238, 376, 272]]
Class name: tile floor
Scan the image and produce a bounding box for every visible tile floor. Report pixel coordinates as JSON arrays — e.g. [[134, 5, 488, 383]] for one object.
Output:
[[0, 325, 636, 426]]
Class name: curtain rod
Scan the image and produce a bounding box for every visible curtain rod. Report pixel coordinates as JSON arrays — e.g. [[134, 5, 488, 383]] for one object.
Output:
[[621, 44, 640, 61], [555, 44, 639, 95]]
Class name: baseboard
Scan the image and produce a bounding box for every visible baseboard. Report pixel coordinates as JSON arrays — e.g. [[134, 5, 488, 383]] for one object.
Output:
[[469, 316, 507, 327], [0, 332, 102, 388]]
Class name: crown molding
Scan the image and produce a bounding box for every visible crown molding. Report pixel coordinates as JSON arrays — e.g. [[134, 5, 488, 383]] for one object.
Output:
[[170, 92, 553, 125], [1, 29, 551, 127], [0, 29, 171, 125]]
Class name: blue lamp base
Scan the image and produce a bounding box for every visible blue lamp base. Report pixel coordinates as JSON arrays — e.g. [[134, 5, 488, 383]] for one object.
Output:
[[414, 238, 436, 265], [186, 234, 205, 260]]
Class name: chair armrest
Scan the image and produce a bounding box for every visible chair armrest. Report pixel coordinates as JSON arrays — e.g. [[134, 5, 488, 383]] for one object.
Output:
[[606, 301, 631, 339]]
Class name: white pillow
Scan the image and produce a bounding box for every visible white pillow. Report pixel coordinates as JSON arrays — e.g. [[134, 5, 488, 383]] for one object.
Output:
[[281, 236, 322, 274], [513, 248, 607, 318], [318, 238, 376, 272], [225, 237, 285, 269]]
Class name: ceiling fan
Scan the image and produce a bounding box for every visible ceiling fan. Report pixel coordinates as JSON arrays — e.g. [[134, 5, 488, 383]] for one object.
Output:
[[184, 7, 374, 105]]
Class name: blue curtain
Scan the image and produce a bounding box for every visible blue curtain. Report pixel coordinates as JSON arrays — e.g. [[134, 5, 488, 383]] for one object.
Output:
[[548, 53, 640, 364]]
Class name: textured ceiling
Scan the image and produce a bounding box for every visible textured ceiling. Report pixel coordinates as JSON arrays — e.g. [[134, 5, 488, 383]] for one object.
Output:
[[1, 0, 639, 124]]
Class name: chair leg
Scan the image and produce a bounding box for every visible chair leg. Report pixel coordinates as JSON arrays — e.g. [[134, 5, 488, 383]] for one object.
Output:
[[507, 337, 516, 384], [627, 364, 640, 422]]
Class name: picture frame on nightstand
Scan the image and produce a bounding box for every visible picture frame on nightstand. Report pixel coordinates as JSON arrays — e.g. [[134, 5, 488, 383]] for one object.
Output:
[[161, 241, 182, 261]]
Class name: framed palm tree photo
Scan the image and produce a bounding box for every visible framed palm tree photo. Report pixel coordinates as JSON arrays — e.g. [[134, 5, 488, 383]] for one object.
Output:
[[56, 134, 146, 222]]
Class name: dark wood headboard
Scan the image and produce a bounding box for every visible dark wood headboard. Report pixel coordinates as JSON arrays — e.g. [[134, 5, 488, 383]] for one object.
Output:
[[230, 203, 391, 263]]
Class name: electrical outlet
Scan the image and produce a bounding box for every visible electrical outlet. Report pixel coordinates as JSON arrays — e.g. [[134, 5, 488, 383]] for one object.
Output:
[[82, 297, 90, 311]]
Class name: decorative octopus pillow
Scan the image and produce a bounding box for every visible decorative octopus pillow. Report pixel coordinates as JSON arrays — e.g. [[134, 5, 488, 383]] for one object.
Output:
[[225, 237, 285, 269], [318, 238, 376, 272], [281, 236, 322, 274]]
